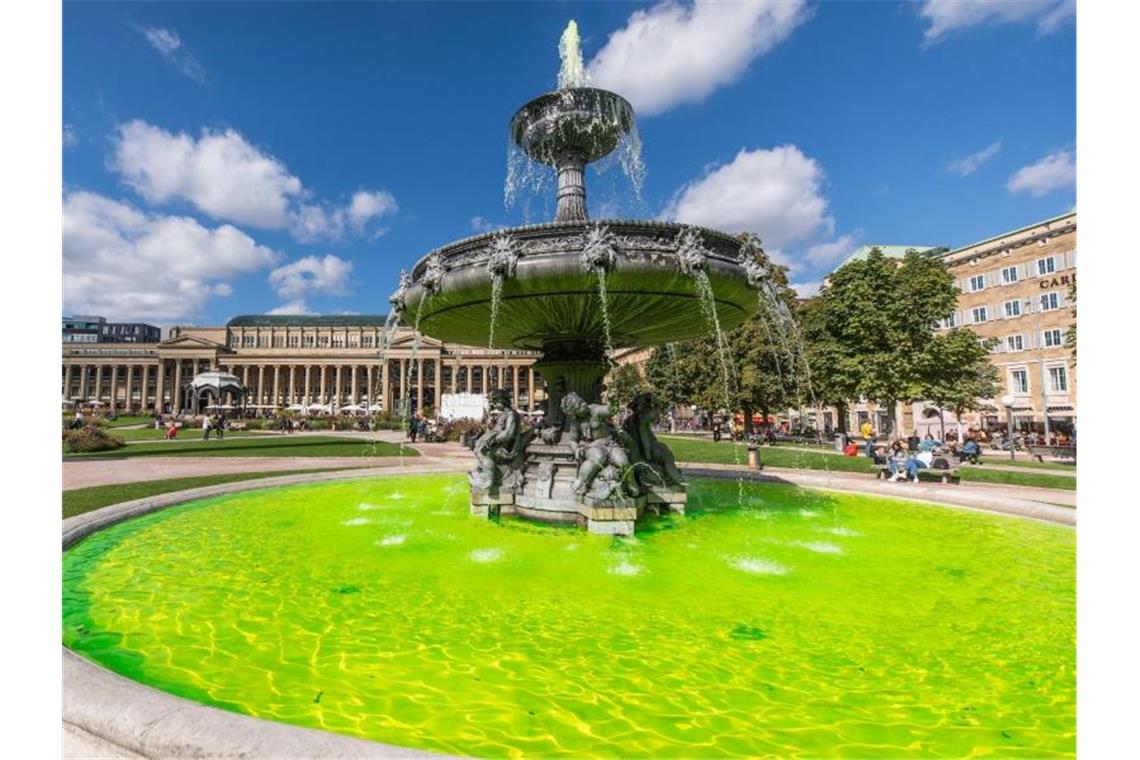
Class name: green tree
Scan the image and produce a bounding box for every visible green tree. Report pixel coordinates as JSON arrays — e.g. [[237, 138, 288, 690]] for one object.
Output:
[[918, 328, 1000, 440], [605, 362, 647, 410], [643, 236, 803, 434], [811, 247, 958, 436]]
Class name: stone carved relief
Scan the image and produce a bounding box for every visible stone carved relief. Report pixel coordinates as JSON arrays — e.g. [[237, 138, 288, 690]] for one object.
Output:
[[469, 389, 530, 492]]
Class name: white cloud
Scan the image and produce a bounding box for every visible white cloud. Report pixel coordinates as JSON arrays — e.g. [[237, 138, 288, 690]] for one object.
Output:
[[111, 120, 396, 241], [267, 299, 314, 316], [469, 216, 502, 233], [918, 0, 1074, 44], [1006, 149, 1075, 196], [137, 26, 206, 83], [112, 120, 301, 229], [587, 0, 808, 115], [947, 140, 1002, 176], [791, 281, 822, 298], [662, 144, 834, 253], [63, 190, 276, 322], [63, 124, 78, 148], [805, 231, 862, 267], [269, 254, 354, 300]]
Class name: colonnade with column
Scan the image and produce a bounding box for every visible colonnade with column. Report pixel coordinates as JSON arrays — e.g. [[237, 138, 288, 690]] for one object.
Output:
[[64, 350, 542, 417], [221, 356, 538, 413], [62, 356, 216, 415]]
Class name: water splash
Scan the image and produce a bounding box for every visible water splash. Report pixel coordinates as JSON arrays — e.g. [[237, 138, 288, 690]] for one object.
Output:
[[485, 232, 519, 349], [557, 20, 587, 90]]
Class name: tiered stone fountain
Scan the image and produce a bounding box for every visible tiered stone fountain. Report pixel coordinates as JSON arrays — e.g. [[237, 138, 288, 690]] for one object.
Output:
[[394, 21, 763, 534]]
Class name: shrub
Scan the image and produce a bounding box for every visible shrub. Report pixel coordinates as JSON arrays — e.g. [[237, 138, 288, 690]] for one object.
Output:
[[241, 418, 265, 431], [63, 425, 125, 453], [439, 417, 482, 443], [307, 418, 332, 431]]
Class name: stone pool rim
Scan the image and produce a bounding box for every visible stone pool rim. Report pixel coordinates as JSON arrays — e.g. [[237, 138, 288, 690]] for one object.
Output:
[[61, 465, 1073, 758]]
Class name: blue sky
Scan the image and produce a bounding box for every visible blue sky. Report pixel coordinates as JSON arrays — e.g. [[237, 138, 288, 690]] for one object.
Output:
[[62, 0, 1075, 326]]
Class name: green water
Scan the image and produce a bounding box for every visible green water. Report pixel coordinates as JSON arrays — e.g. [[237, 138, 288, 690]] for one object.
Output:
[[63, 475, 1075, 758]]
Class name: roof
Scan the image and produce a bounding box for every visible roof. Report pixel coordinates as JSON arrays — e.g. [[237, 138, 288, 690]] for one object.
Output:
[[226, 314, 391, 328], [836, 245, 940, 270], [942, 209, 1076, 258]]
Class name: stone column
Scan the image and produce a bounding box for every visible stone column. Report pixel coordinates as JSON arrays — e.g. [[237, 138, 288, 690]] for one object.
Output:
[[154, 361, 165, 414], [111, 365, 120, 411], [242, 365, 250, 392], [434, 358, 443, 410], [142, 365, 151, 411], [173, 360, 182, 413], [336, 364, 344, 408], [320, 365, 328, 406], [399, 358, 407, 409], [382, 360, 391, 412], [351, 365, 359, 405], [366, 365, 374, 409], [485, 363, 492, 392], [79, 365, 89, 401], [125, 365, 135, 413], [450, 359, 458, 393], [527, 367, 535, 412], [512, 365, 520, 409], [64, 365, 73, 400], [289, 365, 297, 406], [256, 365, 264, 408], [94, 364, 104, 403], [416, 358, 424, 412]]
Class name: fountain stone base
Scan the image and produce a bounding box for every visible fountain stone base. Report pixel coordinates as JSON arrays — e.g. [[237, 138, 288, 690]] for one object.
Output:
[[467, 388, 686, 536]]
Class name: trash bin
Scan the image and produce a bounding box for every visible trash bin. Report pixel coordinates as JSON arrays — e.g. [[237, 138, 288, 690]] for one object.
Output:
[[834, 433, 847, 452], [747, 444, 761, 470]]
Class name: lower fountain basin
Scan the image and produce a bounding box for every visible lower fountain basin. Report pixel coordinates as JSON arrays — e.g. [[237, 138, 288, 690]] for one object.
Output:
[[402, 219, 758, 350], [62, 474, 1076, 758]]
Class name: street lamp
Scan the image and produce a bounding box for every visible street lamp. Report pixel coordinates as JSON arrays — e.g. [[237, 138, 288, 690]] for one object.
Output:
[[1001, 394, 1016, 461]]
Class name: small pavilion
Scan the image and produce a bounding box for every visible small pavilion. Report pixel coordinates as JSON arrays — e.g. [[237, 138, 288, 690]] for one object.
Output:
[[185, 371, 245, 415]]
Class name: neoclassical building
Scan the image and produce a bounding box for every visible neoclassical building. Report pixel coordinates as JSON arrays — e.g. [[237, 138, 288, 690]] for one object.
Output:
[[62, 315, 542, 415]]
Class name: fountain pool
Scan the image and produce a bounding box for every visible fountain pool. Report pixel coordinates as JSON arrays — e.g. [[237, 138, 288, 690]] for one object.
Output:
[[63, 474, 1075, 757]]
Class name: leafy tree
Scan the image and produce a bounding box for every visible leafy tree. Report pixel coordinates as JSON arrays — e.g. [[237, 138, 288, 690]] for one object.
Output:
[[643, 236, 803, 433], [605, 362, 647, 410], [810, 247, 958, 436], [918, 328, 1000, 440]]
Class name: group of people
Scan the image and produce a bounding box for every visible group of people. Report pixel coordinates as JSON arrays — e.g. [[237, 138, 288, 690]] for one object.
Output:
[[200, 414, 227, 441], [406, 414, 441, 443]]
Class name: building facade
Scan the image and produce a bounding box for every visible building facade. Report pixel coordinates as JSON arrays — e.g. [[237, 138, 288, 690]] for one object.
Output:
[[63, 315, 161, 344], [62, 315, 542, 416], [933, 210, 1076, 435]]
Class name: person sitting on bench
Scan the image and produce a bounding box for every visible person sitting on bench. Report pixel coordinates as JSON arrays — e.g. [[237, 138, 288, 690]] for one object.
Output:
[[956, 438, 980, 464]]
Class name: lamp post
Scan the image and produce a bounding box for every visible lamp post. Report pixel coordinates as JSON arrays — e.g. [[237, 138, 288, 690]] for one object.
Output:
[[1001, 394, 1016, 461]]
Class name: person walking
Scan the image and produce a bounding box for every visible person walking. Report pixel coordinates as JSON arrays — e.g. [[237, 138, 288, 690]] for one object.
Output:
[[215, 414, 225, 441], [408, 413, 419, 443], [202, 415, 212, 442]]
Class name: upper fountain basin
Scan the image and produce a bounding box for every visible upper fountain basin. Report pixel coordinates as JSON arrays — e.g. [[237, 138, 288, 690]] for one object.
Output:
[[400, 220, 761, 351], [510, 88, 635, 164]]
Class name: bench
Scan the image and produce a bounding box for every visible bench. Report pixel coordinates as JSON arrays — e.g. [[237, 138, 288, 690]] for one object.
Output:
[[1026, 444, 1076, 463], [875, 459, 960, 484]]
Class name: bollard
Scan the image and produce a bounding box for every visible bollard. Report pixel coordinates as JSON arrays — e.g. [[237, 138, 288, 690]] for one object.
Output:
[[747, 444, 761, 470]]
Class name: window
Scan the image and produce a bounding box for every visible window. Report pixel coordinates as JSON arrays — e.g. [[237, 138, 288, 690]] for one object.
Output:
[[302, 335, 314, 347], [1039, 291, 1060, 311], [1037, 256, 1056, 276], [1006, 335, 1024, 352], [971, 306, 988, 323], [1001, 265, 1019, 284], [1048, 366, 1068, 393], [362, 335, 374, 348], [288, 335, 299, 347], [318, 336, 329, 347], [229, 336, 239, 348], [942, 312, 957, 329], [1043, 328, 1064, 347], [332, 336, 344, 348], [1010, 369, 1029, 395], [968, 274, 986, 292], [272, 336, 284, 347], [1003, 299, 1021, 318], [242, 334, 255, 347]]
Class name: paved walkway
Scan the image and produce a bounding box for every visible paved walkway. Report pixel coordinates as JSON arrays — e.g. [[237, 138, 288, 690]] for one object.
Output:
[[681, 463, 1075, 524], [63, 437, 471, 490]]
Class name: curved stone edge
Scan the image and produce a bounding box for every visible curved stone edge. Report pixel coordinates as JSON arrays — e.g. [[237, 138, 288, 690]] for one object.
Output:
[[682, 466, 1076, 527], [63, 464, 467, 759]]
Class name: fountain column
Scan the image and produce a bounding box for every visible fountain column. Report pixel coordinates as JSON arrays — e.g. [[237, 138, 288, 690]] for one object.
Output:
[[555, 151, 588, 222]]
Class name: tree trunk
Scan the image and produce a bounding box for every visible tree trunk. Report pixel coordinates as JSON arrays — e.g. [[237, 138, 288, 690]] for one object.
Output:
[[837, 401, 848, 434], [939, 407, 946, 441], [742, 403, 754, 436]]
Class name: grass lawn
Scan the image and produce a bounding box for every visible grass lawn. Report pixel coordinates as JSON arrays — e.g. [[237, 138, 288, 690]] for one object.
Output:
[[661, 436, 1076, 491], [62, 469, 353, 518], [63, 435, 418, 459], [111, 427, 274, 442]]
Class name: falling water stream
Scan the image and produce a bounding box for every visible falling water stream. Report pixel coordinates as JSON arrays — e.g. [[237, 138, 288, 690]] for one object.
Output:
[[487, 275, 504, 349]]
